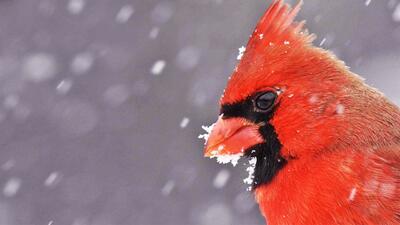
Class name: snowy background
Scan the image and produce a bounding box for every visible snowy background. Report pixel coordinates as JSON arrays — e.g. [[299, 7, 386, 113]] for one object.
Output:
[[0, 0, 399, 225]]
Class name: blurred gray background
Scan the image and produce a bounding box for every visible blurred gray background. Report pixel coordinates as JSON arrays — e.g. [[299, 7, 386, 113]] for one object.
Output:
[[0, 0, 399, 225]]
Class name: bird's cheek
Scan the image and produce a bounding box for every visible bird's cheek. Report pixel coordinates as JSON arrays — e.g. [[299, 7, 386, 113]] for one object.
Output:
[[204, 117, 264, 157]]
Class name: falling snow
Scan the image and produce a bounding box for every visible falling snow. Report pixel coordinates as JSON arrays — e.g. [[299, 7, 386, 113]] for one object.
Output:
[[3, 178, 21, 197], [44, 172, 62, 187], [319, 38, 327, 46], [103, 84, 131, 107], [115, 5, 135, 23], [71, 52, 94, 75], [149, 27, 160, 39], [213, 169, 231, 189], [348, 187, 357, 201], [309, 94, 319, 104], [179, 117, 190, 128], [22, 53, 57, 82], [336, 104, 345, 115], [151, 60, 166, 75], [68, 0, 85, 15], [56, 79, 73, 94], [161, 180, 175, 196], [176, 46, 201, 71], [151, 2, 174, 24], [393, 3, 400, 22]]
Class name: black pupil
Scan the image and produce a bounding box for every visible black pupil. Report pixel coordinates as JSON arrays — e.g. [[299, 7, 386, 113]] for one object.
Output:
[[255, 92, 276, 110]]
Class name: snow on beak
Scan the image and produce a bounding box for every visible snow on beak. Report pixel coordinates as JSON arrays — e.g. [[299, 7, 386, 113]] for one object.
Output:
[[200, 116, 263, 166]]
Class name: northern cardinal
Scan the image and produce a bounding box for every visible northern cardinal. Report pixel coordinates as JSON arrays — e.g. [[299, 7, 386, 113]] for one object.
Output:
[[202, 0, 400, 224]]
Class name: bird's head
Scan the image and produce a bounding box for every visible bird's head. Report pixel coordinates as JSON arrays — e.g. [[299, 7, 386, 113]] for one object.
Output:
[[202, 0, 367, 189]]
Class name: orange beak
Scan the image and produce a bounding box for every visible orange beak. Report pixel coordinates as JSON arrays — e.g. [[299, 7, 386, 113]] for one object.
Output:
[[203, 116, 264, 158]]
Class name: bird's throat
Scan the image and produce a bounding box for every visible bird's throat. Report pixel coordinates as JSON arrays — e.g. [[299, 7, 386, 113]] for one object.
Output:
[[245, 123, 287, 189]]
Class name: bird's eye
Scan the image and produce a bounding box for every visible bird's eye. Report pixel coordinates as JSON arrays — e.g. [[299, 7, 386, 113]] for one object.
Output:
[[255, 91, 277, 111]]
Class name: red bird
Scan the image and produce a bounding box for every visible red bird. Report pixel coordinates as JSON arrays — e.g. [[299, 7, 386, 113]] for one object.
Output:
[[202, 0, 400, 224]]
